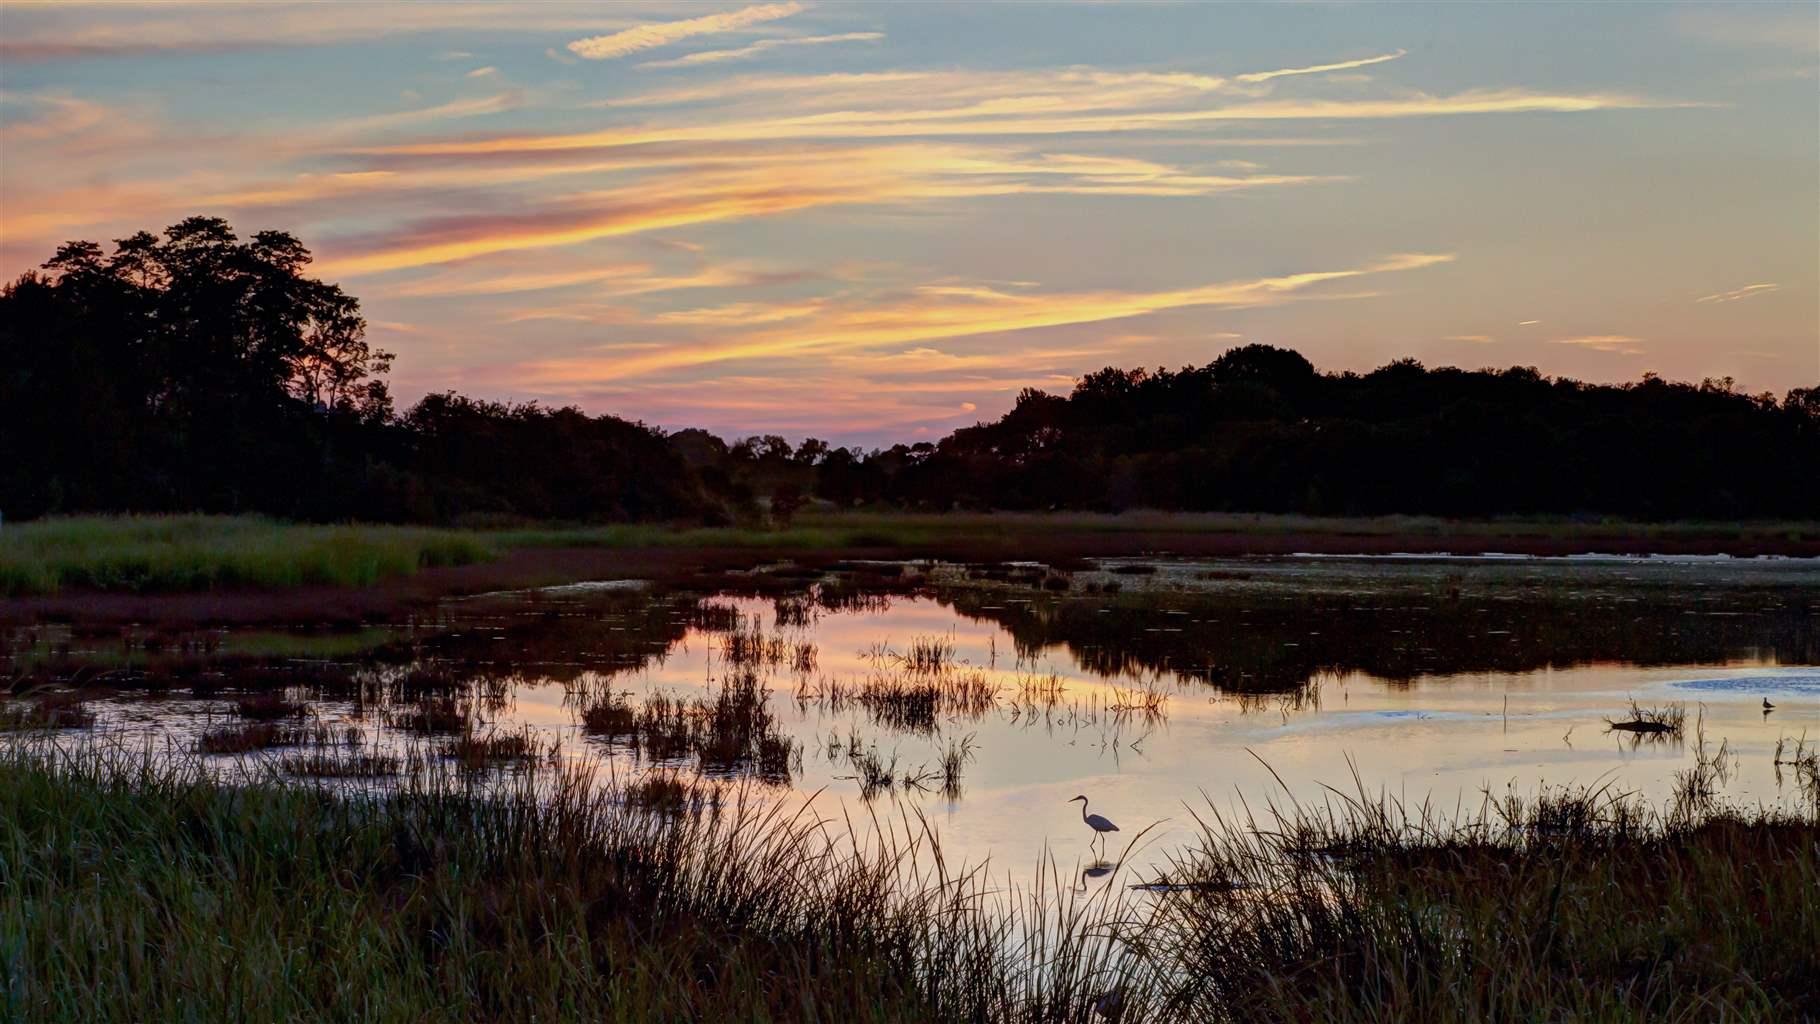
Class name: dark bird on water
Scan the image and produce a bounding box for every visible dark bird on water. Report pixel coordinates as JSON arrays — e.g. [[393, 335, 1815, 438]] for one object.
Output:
[[1069, 795, 1119, 853], [1764, 698, 1776, 711]]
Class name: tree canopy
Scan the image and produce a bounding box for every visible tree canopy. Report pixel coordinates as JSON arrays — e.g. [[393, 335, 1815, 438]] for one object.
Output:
[[1, 219, 702, 522]]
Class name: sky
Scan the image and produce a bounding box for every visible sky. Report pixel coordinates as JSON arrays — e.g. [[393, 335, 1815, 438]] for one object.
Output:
[[2, 2, 1816, 445]]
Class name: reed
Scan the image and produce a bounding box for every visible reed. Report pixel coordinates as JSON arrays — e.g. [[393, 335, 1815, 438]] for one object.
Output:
[[0, 691, 95, 730], [0, 742, 1158, 1022], [1, 741, 1813, 1021], [1147, 767, 1819, 1020]]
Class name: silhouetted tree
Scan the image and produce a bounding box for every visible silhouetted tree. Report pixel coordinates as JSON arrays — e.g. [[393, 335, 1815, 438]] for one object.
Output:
[[822, 346, 1818, 519], [1, 219, 706, 523]]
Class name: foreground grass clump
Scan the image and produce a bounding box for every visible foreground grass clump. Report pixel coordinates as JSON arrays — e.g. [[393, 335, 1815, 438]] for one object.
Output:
[[0, 514, 496, 596], [1152, 779, 1820, 1021], [1, 744, 1813, 1022], [0, 745, 1142, 1023]]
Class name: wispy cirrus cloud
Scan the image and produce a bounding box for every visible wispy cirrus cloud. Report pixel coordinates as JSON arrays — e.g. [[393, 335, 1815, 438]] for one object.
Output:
[[520, 252, 1455, 381], [1695, 283, 1778, 303], [1553, 335, 1646, 354], [315, 143, 1333, 276], [567, 2, 804, 61], [375, 88, 1686, 158], [386, 264, 652, 298], [640, 32, 883, 69], [0, 2, 645, 62], [1444, 334, 1496, 343], [0, 92, 116, 141], [335, 91, 527, 132], [1674, 8, 1820, 53], [1235, 49, 1408, 84]]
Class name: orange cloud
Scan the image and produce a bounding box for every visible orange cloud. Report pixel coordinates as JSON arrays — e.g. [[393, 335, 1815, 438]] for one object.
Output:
[[1553, 335, 1646, 354], [377, 87, 1680, 158], [316, 143, 1328, 276], [0, 4, 651, 63], [522, 252, 1455, 381], [386, 263, 651, 297], [1695, 283, 1778, 304]]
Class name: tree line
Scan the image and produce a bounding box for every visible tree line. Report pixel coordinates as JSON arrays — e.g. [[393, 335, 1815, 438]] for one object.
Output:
[[4, 219, 1816, 524]]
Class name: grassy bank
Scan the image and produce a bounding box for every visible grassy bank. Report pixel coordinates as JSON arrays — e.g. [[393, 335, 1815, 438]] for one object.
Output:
[[502, 509, 1820, 551], [4, 511, 1818, 598], [0, 744, 1813, 1022], [0, 515, 495, 596]]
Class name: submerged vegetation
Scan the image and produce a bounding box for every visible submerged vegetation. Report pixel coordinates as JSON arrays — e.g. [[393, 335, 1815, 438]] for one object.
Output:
[[0, 691, 94, 731], [576, 669, 800, 783], [0, 743, 1812, 1022], [1606, 698, 1687, 736]]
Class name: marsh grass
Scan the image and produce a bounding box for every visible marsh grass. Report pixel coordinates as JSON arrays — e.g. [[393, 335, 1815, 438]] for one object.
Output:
[[1108, 680, 1170, 720], [578, 688, 637, 737], [233, 691, 306, 721], [0, 743, 1157, 1023], [1149, 769, 1820, 1021], [0, 514, 495, 596], [9, 511, 1817, 598], [576, 671, 799, 783], [626, 769, 722, 814], [940, 734, 977, 800], [798, 664, 1001, 735], [1773, 732, 1820, 806], [384, 694, 476, 735], [194, 720, 330, 754], [442, 725, 554, 773], [280, 750, 404, 778], [497, 511, 1820, 553], [0, 691, 95, 731], [0, 741, 1813, 1022], [1605, 698, 1686, 736]]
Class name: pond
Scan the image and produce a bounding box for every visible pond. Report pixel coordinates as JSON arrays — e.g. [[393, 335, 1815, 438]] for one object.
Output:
[[7, 554, 1818, 880]]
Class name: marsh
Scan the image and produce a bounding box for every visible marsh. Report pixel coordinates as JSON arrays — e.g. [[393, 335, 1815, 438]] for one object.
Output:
[[9, 553, 1816, 876]]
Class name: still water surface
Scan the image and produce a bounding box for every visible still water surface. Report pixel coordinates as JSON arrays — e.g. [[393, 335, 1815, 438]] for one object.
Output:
[[14, 554, 1819, 878]]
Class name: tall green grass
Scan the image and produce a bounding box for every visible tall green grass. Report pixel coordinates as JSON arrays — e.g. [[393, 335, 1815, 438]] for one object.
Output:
[[0, 515, 495, 596], [0, 741, 1813, 1022], [6, 510, 1814, 597], [1150, 774, 1820, 1020], [0, 743, 1149, 1022]]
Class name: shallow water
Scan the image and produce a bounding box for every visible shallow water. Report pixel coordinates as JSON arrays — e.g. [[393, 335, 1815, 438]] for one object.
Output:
[[8, 555, 1818, 879]]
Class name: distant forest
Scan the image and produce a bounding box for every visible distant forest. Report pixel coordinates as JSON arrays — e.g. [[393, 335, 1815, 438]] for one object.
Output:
[[4, 219, 1817, 524]]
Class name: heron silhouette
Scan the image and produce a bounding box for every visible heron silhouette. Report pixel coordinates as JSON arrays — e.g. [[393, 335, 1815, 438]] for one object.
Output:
[[1069, 794, 1119, 853]]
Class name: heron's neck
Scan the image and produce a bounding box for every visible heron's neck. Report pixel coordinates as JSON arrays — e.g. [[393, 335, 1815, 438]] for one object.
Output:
[[1079, 800, 1090, 822]]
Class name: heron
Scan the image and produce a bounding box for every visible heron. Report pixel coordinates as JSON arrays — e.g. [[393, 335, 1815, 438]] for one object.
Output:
[[1069, 794, 1119, 853]]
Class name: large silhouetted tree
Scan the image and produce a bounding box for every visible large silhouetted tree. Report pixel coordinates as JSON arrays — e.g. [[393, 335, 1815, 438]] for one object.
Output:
[[1, 219, 703, 523]]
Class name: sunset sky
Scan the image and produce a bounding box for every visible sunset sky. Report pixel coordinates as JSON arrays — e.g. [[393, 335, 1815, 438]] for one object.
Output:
[[3, 1, 1815, 444]]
